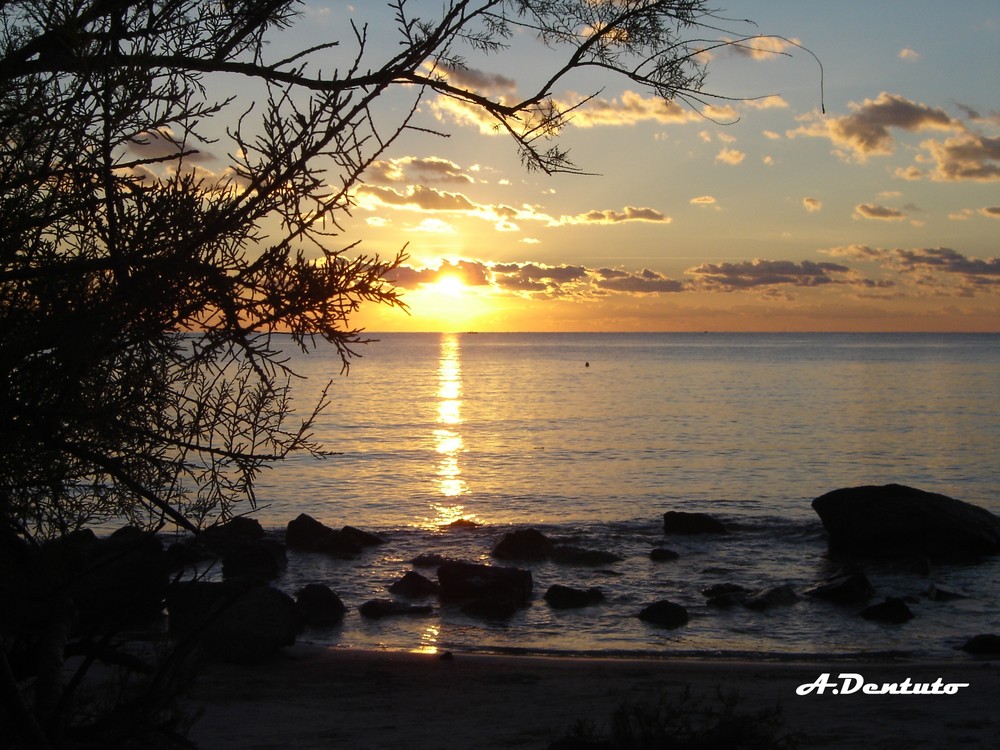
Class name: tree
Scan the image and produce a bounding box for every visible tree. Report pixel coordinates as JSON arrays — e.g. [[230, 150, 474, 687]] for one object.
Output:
[[0, 0, 802, 746]]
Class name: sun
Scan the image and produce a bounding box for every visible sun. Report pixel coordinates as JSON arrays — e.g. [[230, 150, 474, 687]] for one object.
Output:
[[412, 273, 494, 331], [427, 274, 467, 298]]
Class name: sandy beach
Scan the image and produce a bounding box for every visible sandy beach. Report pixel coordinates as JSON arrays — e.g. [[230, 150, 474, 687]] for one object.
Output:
[[185, 645, 1000, 749]]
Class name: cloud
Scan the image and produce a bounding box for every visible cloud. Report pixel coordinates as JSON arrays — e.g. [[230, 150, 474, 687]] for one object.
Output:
[[690, 195, 717, 206], [788, 92, 959, 161], [854, 203, 906, 221], [915, 133, 1000, 181], [893, 247, 1000, 280], [803, 197, 822, 213], [559, 206, 671, 224], [595, 268, 685, 293], [728, 35, 803, 60], [356, 184, 477, 212], [561, 90, 738, 128], [715, 147, 746, 165], [981, 206, 1000, 218], [898, 48, 920, 61], [824, 244, 886, 261], [365, 156, 473, 185], [433, 64, 518, 99], [687, 259, 854, 290]]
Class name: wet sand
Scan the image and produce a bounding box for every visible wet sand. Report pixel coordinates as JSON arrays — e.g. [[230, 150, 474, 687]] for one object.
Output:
[[186, 645, 1000, 749]]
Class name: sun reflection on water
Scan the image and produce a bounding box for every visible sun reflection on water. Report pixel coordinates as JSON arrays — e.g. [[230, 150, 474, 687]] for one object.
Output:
[[424, 333, 477, 527]]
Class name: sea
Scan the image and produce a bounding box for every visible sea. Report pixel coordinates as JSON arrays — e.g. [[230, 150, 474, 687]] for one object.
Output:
[[235, 332, 1000, 660]]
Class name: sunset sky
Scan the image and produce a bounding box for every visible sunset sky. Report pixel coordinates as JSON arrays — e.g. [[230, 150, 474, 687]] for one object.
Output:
[[288, 1, 1000, 332]]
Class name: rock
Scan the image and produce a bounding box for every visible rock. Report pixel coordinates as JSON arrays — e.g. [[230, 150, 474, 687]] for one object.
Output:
[[203, 516, 265, 549], [662, 511, 726, 534], [706, 592, 747, 608], [341, 525, 383, 547], [811, 484, 1000, 559], [442, 519, 479, 530], [637, 600, 688, 629], [701, 583, 749, 607], [649, 547, 679, 561], [389, 571, 440, 598], [544, 585, 604, 609], [551, 545, 622, 565], [221, 538, 287, 581], [860, 597, 914, 624], [169, 582, 299, 664], [48, 528, 170, 629], [959, 634, 1000, 655], [925, 584, 967, 602], [437, 561, 532, 604], [295, 584, 346, 626], [359, 599, 432, 619], [700, 583, 748, 598], [460, 598, 519, 620], [491, 528, 554, 560], [743, 584, 798, 611], [285, 513, 362, 558], [802, 567, 875, 605], [411, 553, 458, 568]]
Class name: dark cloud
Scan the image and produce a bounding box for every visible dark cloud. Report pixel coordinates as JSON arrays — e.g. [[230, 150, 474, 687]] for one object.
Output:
[[893, 248, 1000, 279], [357, 184, 476, 212], [436, 64, 518, 97], [366, 156, 473, 185], [982, 206, 1000, 218], [688, 259, 852, 290], [854, 203, 906, 221], [565, 206, 670, 224], [595, 268, 685, 293]]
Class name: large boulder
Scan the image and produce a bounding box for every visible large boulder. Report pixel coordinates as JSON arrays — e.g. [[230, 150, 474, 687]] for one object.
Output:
[[491, 528, 554, 560], [662, 511, 726, 534], [437, 561, 532, 604], [812, 484, 1000, 559], [285, 513, 363, 558], [295, 583, 346, 626], [169, 582, 300, 664]]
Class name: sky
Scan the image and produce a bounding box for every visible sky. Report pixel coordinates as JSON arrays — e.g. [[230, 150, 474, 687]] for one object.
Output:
[[278, 1, 1000, 332]]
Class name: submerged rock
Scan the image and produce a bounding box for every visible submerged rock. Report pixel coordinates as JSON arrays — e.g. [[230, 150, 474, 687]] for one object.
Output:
[[437, 561, 532, 605], [743, 584, 798, 611], [544, 584, 605, 609], [637, 600, 688, 629], [552, 545, 622, 565], [662, 511, 726, 535], [649, 547, 680, 561], [959, 634, 1000, 655], [491, 528, 554, 560], [359, 599, 432, 619], [802, 566, 875, 605], [812, 484, 1000, 559], [389, 571, 440, 598], [860, 597, 914, 624], [341, 525, 383, 547]]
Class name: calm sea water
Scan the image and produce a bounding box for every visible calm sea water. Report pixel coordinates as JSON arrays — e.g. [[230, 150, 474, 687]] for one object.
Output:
[[244, 332, 1000, 659]]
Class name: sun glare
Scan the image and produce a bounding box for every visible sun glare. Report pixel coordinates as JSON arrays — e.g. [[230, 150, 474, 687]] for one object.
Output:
[[411, 272, 494, 331]]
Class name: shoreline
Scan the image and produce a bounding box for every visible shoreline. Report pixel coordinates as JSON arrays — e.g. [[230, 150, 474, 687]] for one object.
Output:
[[186, 644, 1000, 749]]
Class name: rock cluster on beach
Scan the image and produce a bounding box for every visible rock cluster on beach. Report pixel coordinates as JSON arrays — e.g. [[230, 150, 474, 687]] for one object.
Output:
[[18, 484, 996, 667]]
